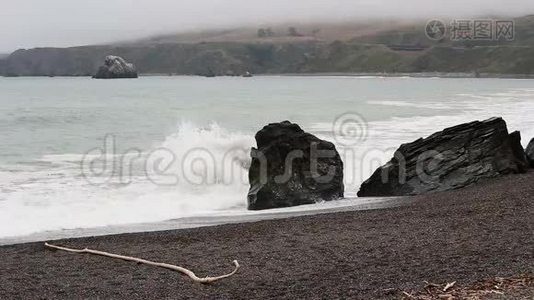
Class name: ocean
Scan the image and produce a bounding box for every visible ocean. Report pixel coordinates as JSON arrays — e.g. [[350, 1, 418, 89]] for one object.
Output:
[[1, 75, 534, 241]]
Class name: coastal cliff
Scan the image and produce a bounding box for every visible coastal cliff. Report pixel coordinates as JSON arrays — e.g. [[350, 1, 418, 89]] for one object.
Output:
[[0, 16, 534, 77], [3, 42, 534, 77], [4, 14, 534, 77]]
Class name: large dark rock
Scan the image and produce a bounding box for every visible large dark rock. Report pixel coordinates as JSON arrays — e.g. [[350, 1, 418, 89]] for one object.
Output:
[[358, 117, 528, 197], [93, 55, 138, 79], [526, 138, 534, 167], [248, 121, 344, 210]]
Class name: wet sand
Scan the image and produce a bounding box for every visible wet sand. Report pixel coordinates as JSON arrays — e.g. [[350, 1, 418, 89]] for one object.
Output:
[[0, 196, 406, 246], [0, 172, 533, 299]]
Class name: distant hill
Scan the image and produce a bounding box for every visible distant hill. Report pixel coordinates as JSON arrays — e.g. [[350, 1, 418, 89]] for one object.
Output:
[[125, 20, 414, 45], [352, 15, 534, 47], [2, 16, 534, 76]]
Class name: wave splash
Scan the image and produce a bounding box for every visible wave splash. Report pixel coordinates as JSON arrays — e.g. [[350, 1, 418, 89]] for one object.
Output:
[[0, 122, 255, 238], [3, 87, 534, 238]]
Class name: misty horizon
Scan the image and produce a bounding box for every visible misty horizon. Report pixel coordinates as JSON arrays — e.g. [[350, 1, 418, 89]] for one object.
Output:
[[1, 0, 534, 53]]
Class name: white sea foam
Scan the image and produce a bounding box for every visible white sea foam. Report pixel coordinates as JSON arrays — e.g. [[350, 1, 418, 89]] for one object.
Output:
[[366, 100, 460, 109], [0, 123, 255, 237], [313, 87, 534, 190], [2, 84, 534, 239]]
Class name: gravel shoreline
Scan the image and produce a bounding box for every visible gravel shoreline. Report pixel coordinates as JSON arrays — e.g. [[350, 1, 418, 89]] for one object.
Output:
[[1, 172, 533, 299]]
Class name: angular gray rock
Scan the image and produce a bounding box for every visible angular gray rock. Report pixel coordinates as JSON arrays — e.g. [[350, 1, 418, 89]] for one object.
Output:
[[248, 121, 344, 210], [358, 117, 528, 197], [93, 55, 138, 79], [526, 138, 534, 167]]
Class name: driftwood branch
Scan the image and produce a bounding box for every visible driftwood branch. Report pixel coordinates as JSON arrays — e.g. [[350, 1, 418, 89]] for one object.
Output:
[[44, 242, 239, 284], [443, 281, 456, 292]]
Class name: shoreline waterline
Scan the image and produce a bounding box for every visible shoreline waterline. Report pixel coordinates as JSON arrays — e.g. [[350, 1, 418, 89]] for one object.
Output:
[[4, 72, 534, 79], [0, 196, 406, 246]]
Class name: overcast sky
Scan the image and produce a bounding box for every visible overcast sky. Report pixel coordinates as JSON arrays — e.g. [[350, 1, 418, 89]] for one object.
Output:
[[1, 0, 533, 53]]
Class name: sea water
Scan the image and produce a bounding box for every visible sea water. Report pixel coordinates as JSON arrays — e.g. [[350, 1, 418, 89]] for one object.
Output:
[[1, 76, 534, 240]]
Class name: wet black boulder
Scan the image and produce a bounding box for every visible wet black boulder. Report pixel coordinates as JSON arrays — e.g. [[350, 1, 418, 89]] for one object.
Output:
[[525, 137, 534, 168], [358, 117, 528, 197], [248, 121, 344, 210]]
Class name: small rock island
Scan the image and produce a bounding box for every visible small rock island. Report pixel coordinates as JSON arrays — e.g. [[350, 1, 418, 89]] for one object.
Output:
[[93, 55, 138, 79]]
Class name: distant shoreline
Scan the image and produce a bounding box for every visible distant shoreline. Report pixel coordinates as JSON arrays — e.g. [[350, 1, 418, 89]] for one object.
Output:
[[269, 72, 534, 79], [4, 72, 534, 79]]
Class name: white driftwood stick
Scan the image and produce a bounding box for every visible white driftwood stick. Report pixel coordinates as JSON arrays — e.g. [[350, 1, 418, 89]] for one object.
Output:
[[443, 281, 456, 292], [44, 242, 239, 284]]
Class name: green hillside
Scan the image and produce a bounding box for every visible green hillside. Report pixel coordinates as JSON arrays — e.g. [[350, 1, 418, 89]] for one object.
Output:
[[2, 16, 534, 76]]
